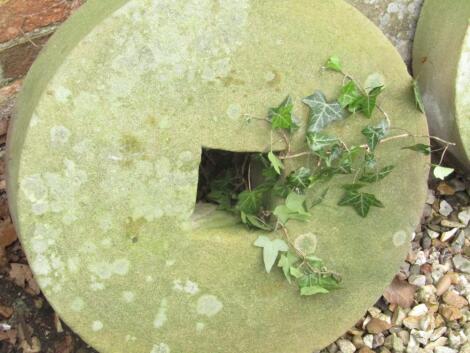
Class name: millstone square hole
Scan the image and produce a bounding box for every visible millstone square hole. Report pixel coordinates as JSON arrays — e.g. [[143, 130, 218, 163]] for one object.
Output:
[[197, 148, 256, 206]]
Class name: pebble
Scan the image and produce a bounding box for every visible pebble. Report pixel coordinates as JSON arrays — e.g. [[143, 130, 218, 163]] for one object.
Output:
[[391, 334, 405, 353], [458, 207, 470, 226], [441, 219, 465, 228], [460, 343, 470, 353], [337, 339, 356, 353], [352, 335, 364, 349], [439, 200, 453, 217], [424, 337, 448, 352], [427, 229, 440, 239], [441, 228, 459, 242], [372, 333, 385, 348], [430, 326, 447, 341], [435, 274, 452, 296], [437, 183, 455, 196], [435, 347, 457, 353], [326, 342, 339, 353], [328, 343, 339, 353], [408, 274, 426, 287], [392, 307, 408, 326], [414, 251, 427, 266], [439, 305, 462, 321], [453, 255, 470, 274], [366, 318, 391, 334], [358, 347, 374, 353], [426, 190, 436, 204], [442, 290, 468, 308], [363, 334, 373, 348], [408, 304, 428, 317]]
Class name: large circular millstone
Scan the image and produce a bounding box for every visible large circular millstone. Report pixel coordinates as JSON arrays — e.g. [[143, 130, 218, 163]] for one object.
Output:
[[413, 0, 470, 171], [7, 1, 429, 352]]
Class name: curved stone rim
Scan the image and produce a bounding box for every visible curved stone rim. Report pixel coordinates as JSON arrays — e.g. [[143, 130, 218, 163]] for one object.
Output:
[[412, 0, 470, 171]]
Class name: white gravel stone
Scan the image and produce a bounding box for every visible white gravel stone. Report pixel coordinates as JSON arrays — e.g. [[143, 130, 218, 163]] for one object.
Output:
[[427, 229, 440, 239], [408, 304, 428, 317], [337, 339, 356, 353], [439, 200, 453, 217], [441, 228, 459, 242], [453, 255, 470, 274], [434, 347, 457, 353], [409, 274, 426, 287], [458, 207, 470, 226]]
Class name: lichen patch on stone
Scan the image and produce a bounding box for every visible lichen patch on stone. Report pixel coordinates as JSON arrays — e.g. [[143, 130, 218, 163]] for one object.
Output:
[[71, 297, 85, 312], [153, 298, 168, 329], [196, 295, 223, 317], [122, 291, 135, 303], [91, 320, 103, 332], [150, 343, 170, 353]]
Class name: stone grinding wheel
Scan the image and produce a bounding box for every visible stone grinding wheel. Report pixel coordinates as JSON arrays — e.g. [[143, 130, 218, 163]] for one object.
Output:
[[7, 1, 429, 352], [413, 0, 470, 172]]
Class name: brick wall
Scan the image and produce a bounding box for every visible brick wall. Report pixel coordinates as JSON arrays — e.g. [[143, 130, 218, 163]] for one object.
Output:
[[0, 0, 86, 123]]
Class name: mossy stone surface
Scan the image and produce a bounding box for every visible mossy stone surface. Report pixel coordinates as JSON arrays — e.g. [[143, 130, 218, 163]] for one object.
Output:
[[413, 0, 470, 171], [8, 1, 429, 353]]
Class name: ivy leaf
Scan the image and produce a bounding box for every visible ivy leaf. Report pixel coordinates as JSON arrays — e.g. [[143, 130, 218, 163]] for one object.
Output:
[[268, 96, 297, 131], [338, 81, 361, 108], [268, 151, 284, 175], [236, 190, 263, 214], [341, 183, 366, 191], [254, 236, 289, 273], [364, 73, 385, 94], [357, 86, 384, 118], [207, 171, 235, 210], [244, 214, 273, 231], [362, 125, 387, 151], [286, 167, 312, 192], [278, 251, 300, 283], [306, 132, 338, 152], [300, 285, 330, 296], [338, 190, 384, 217], [359, 165, 395, 183], [433, 165, 454, 180], [318, 275, 342, 291], [412, 80, 425, 113], [402, 143, 431, 155], [285, 192, 309, 214], [273, 193, 311, 225], [298, 273, 330, 296], [303, 91, 345, 132], [309, 187, 329, 209], [325, 56, 342, 72]]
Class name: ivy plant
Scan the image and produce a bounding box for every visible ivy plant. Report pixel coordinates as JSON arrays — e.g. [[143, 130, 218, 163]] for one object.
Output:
[[202, 56, 455, 297]]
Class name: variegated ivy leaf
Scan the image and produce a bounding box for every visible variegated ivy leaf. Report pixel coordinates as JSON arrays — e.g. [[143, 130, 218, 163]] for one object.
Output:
[[302, 91, 345, 133], [306, 132, 338, 152]]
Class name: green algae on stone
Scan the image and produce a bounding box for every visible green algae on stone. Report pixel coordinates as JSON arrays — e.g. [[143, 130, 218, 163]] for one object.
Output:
[[413, 0, 470, 171], [7, 1, 429, 353]]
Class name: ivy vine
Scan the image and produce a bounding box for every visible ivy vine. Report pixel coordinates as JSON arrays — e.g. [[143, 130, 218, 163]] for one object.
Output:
[[204, 56, 455, 296]]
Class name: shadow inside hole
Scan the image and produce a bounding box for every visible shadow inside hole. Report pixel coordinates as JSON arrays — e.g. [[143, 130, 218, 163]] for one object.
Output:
[[196, 148, 254, 205]]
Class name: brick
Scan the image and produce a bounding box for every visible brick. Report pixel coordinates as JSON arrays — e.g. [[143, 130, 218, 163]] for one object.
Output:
[[0, 0, 85, 44], [0, 34, 51, 83]]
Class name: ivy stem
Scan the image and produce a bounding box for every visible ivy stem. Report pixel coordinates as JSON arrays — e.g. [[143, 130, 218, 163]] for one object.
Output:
[[279, 151, 311, 160]]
